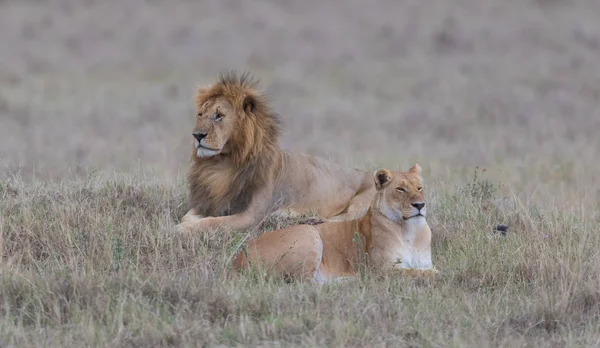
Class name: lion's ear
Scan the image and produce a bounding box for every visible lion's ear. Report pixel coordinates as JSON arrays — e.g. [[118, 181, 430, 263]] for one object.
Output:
[[243, 95, 256, 114], [374, 169, 393, 190]]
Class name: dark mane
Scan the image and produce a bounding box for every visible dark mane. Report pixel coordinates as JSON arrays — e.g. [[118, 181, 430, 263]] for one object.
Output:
[[197, 70, 281, 131], [218, 70, 260, 91], [188, 71, 283, 217]]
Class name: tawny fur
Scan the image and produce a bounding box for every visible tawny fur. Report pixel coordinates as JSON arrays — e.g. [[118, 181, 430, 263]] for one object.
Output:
[[187, 73, 280, 217], [177, 72, 375, 233], [232, 164, 439, 284]]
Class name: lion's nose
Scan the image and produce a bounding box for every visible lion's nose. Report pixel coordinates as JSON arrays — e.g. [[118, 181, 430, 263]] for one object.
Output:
[[412, 202, 425, 210], [193, 132, 207, 142]]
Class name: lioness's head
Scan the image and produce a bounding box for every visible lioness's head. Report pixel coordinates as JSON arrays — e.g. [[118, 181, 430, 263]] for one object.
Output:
[[191, 72, 280, 162], [373, 164, 426, 223]]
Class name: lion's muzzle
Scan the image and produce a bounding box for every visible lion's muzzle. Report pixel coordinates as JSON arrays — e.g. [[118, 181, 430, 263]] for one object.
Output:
[[193, 131, 221, 157], [193, 132, 207, 143]]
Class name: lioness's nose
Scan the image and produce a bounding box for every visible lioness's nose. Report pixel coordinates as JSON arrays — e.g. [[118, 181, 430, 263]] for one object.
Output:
[[412, 202, 425, 210], [193, 132, 207, 142]]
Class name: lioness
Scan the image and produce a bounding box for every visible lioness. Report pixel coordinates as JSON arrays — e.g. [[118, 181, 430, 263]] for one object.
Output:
[[232, 164, 439, 284], [176, 72, 375, 233]]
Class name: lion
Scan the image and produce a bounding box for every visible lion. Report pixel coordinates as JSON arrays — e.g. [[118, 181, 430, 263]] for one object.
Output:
[[232, 164, 439, 284], [176, 72, 376, 233]]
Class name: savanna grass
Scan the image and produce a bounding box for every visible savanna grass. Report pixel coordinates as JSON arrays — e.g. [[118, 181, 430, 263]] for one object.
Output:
[[1, 169, 598, 347]]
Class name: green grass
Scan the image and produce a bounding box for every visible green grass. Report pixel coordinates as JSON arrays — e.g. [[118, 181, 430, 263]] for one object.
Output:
[[1, 170, 598, 347]]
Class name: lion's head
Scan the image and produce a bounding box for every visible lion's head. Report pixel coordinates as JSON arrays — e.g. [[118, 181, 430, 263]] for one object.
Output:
[[187, 72, 282, 217], [373, 164, 426, 223], [191, 72, 281, 164]]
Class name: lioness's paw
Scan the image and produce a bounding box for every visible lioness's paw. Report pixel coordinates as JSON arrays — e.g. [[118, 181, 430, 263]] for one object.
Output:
[[392, 267, 440, 278], [419, 268, 440, 277]]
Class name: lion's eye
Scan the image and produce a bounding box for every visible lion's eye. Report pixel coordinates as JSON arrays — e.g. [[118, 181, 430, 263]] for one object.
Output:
[[418, 187, 423, 192], [214, 113, 224, 121], [397, 188, 407, 193], [197, 112, 202, 118]]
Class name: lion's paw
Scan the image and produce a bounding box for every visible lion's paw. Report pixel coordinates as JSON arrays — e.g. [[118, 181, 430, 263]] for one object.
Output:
[[174, 221, 193, 234], [174, 216, 221, 234]]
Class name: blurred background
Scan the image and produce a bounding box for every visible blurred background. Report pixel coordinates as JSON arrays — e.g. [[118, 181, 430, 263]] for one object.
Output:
[[1, 0, 599, 200]]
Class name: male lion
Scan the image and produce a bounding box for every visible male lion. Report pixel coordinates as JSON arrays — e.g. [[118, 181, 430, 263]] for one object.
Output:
[[176, 72, 375, 233], [232, 164, 439, 284]]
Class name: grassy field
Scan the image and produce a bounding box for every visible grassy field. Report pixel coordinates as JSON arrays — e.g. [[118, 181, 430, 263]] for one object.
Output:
[[1, 0, 600, 346]]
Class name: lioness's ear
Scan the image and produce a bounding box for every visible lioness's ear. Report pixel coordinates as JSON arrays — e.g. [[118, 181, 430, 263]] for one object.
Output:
[[374, 169, 393, 190], [243, 95, 256, 114], [409, 163, 422, 176]]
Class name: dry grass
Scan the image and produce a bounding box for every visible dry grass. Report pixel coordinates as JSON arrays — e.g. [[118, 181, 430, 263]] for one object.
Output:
[[2, 0, 600, 346], [1, 170, 599, 347]]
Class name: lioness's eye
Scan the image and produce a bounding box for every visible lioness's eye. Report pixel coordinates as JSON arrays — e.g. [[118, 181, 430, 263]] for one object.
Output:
[[197, 112, 202, 118], [418, 187, 423, 192], [397, 188, 407, 193]]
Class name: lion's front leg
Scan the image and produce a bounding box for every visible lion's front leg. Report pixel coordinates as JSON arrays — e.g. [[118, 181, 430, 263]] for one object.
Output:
[[175, 208, 207, 233], [176, 213, 257, 234], [181, 208, 205, 223], [176, 186, 276, 234]]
